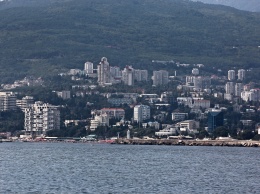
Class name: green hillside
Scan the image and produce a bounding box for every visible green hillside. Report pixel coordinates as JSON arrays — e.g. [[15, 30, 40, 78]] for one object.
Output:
[[0, 0, 259, 82]]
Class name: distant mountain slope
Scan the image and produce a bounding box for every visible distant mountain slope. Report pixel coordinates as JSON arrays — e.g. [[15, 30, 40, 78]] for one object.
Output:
[[191, 0, 260, 12], [0, 0, 259, 81]]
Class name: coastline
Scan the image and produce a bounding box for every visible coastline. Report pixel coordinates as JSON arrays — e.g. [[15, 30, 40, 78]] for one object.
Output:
[[114, 138, 260, 147], [2, 138, 260, 147]]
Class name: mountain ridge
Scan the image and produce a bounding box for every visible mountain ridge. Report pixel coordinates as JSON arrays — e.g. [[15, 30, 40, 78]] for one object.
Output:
[[0, 0, 259, 81], [190, 0, 260, 12]]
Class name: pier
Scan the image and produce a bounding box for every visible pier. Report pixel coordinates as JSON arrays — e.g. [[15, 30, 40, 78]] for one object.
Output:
[[115, 139, 260, 147]]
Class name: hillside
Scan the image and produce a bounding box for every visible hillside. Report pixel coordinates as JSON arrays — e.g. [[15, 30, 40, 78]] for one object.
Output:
[[0, 0, 259, 82], [191, 0, 260, 12]]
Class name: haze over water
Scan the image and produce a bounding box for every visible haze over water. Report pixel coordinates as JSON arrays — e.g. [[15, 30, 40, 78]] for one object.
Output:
[[1, 143, 260, 193]]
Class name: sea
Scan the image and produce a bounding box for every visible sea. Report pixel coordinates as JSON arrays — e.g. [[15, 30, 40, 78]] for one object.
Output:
[[0, 142, 260, 194]]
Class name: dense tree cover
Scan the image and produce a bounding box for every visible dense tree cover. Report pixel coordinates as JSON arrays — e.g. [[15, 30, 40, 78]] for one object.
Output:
[[0, 110, 24, 133], [0, 0, 259, 82], [47, 122, 87, 137]]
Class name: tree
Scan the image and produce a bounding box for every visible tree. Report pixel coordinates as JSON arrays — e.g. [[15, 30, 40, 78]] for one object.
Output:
[[213, 126, 229, 137], [238, 130, 255, 140], [196, 128, 209, 139]]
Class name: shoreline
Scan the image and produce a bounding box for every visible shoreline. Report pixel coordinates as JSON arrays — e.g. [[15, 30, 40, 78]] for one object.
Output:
[[2, 138, 260, 147], [114, 139, 260, 147]]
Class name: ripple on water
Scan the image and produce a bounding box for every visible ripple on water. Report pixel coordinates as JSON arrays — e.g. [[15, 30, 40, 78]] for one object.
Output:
[[1, 143, 260, 193]]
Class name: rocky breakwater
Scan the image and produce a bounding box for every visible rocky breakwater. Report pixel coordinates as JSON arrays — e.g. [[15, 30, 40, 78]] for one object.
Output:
[[115, 139, 260, 147]]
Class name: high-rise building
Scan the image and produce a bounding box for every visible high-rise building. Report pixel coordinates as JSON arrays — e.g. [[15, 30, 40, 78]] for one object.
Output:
[[235, 83, 243, 97], [238, 69, 246, 81], [152, 70, 169, 86], [228, 70, 236, 81], [193, 77, 211, 90], [207, 109, 224, 133], [97, 57, 111, 86], [122, 66, 134, 86], [109, 66, 122, 84], [225, 82, 235, 94], [0, 92, 17, 111], [24, 101, 60, 136], [84, 62, 94, 74], [133, 105, 150, 123], [110, 66, 121, 78], [134, 69, 148, 82]]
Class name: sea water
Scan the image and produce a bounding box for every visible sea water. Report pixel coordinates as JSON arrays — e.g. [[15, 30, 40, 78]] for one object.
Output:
[[0, 142, 260, 193]]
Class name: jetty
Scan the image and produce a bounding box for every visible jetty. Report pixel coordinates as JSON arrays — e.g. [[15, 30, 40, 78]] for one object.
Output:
[[115, 139, 260, 147]]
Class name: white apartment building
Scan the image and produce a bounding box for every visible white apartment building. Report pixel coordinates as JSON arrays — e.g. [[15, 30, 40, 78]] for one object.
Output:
[[238, 69, 246, 81], [228, 70, 236, 81], [241, 89, 260, 102], [0, 92, 17, 111], [84, 62, 94, 74], [152, 70, 169, 86], [16, 96, 34, 112], [24, 101, 60, 136], [134, 105, 150, 123], [122, 66, 134, 86]]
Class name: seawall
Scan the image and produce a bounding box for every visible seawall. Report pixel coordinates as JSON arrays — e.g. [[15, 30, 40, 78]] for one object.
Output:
[[115, 139, 260, 147]]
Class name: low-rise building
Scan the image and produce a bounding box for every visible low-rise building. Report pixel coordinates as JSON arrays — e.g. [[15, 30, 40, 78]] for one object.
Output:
[[155, 125, 178, 137], [177, 120, 200, 130], [108, 98, 133, 106], [192, 99, 210, 109], [240, 120, 253, 127], [172, 113, 188, 121], [16, 96, 34, 112], [56, 91, 71, 99], [90, 114, 109, 131], [100, 108, 125, 119]]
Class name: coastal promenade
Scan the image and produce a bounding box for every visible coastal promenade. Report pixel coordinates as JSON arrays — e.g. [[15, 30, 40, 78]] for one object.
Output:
[[115, 138, 260, 147]]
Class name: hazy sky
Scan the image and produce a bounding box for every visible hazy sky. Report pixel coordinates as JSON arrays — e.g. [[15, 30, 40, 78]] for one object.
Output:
[[190, 0, 260, 12]]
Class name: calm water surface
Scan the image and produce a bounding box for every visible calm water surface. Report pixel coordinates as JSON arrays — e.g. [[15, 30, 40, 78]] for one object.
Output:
[[0, 142, 260, 193]]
